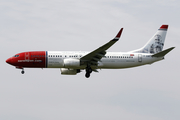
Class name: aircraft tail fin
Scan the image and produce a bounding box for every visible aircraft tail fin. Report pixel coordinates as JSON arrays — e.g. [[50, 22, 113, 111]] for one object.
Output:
[[132, 25, 168, 54], [152, 47, 175, 57]]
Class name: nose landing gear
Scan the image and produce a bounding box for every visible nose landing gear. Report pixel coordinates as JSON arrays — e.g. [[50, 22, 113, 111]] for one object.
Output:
[[21, 69, 25, 74], [21, 68, 25, 74], [16, 66, 25, 74]]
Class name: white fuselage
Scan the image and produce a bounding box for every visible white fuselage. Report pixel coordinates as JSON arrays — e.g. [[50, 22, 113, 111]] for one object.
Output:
[[47, 51, 163, 69]]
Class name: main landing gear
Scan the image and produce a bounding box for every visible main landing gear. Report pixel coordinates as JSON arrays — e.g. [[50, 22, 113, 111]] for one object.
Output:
[[85, 65, 92, 78]]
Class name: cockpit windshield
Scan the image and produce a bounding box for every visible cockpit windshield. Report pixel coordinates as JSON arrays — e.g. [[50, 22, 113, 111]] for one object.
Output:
[[13, 55, 19, 57]]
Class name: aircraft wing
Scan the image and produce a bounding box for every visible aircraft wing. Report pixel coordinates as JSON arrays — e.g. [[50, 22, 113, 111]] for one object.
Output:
[[80, 28, 123, 66]]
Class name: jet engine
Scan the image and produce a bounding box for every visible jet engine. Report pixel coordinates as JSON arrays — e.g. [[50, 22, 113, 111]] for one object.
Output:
[[63, 58, 80, 68], [60, 68, 80, 75]]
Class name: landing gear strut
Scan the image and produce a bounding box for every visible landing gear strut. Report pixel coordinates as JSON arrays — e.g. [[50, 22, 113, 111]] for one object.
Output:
[[21, 68, 25, 74], [85, 65, 92, 78]]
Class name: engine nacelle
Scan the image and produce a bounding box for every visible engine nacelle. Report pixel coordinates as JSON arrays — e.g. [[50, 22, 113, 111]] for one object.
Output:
[[63, 58, 80, 68], [60, 68, 80, 75]]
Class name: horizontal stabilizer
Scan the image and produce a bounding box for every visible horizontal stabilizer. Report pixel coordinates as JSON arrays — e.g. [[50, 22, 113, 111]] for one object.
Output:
[[152, 47, 175, 57]]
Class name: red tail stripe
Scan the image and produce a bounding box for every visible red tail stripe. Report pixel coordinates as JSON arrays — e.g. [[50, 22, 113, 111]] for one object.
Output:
[[160, 25, 168, 29]]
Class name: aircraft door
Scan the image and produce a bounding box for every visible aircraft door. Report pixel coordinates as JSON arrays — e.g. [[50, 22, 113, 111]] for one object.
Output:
[[138, 54, 142, 62], [25, 52, 29, 60]]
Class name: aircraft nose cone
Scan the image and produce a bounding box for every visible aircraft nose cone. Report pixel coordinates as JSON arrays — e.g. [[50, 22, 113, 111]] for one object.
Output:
[[6, 58, 12, 65]]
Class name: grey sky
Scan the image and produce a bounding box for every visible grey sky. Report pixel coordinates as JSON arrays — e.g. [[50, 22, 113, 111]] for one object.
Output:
[[0, 0, 180, 120]]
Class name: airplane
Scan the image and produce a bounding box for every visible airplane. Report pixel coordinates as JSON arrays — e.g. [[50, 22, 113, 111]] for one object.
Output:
[[6, 25, 175, 78]]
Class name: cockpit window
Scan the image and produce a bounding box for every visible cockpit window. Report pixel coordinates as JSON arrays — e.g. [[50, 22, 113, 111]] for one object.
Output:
[[14, 55, 19, 57]]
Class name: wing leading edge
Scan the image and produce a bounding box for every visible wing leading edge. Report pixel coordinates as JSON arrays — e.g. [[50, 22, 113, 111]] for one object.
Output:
[[80, 28, 123, 66]]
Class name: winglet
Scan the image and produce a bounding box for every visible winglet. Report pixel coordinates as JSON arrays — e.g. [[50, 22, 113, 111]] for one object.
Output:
[[113, 28, 123, 41]]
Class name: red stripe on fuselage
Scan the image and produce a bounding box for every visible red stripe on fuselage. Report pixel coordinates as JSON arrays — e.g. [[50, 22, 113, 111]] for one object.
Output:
[[10, 51, 46, 68]]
